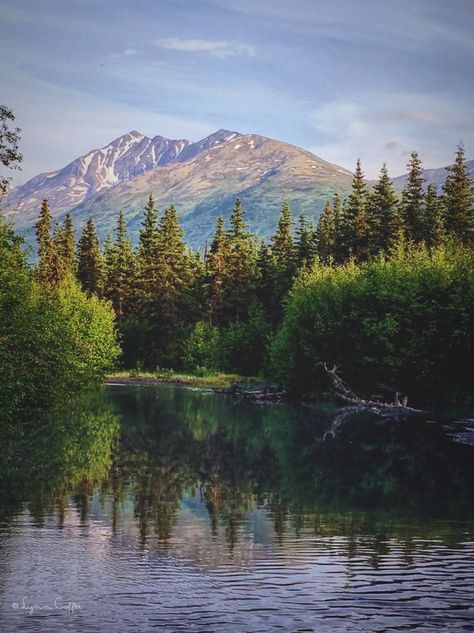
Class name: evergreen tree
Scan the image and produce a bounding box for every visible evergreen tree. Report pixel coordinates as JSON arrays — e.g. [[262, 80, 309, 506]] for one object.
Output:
[[271, 202, 293, 266], [228, 197, 247, 239], [256, 240, 275, 319], [294, 213, 315, 268], [442, 143, 474, 244], [222, 198, 258, 323], [35, 199, 58, 283], [76, 217, 102, 295], [135, 195, 160, 313], [138, 194, 159, 258], [269, 201, 295, 320], [316, 198, 336, 263], [103, 211, 135, 324], [367, 163, 400, 256], [332, 193, 345, 263], [401, 152, 424, 243], [421, 184, 445, 248], [206, 216, 229, 325], [51, 222, 68, 283], [146, 204, 193, 366], [340, 160, 369, 261], [61, 213, 76, 273]]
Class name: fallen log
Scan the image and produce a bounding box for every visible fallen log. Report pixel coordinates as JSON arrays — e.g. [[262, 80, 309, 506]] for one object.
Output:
[[323, 364, 424, 437], [324, 364, 422, 414]]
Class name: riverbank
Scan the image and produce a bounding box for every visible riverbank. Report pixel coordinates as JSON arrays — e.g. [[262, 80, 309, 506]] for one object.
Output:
[[104, 370, 250, 390]]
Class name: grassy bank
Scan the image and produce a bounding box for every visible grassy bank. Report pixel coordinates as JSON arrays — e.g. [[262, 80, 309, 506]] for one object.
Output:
[[104, 370, 250, 390]]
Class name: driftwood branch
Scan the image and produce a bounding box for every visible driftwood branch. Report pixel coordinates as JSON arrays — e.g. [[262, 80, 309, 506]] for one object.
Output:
[[323, 364, 423, 438], [323, 364, 421, 413]]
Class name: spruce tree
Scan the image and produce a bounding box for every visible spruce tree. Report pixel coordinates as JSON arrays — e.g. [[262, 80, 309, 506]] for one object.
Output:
[[206, 216, 229, 325], [442, 144, 474, 244], [51, 222, 68, 283], [270, 202, 295, 302], [57, 213, 76, 275], [316, 198, 336, 263], [103, 211, 135, 324], [135, 194, 160, 314], [35, 199, 58, 283], [332, 193, 344, 263], [340, 160, 369, 261], [367, 163, 400, 256], [401, 151, 424, 243], [138, 194, 159, 258], [223, 198, 258, 323], [256, 240, 276, 320], [228, 197, 247, 239], [76, 217, 102, 295], [148, 204, 193, 366], [210, 216, 226, 253], [421, 184, 445, 248], [294, 213, 315, 268]]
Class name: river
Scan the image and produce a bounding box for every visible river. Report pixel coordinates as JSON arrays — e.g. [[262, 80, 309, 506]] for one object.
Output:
[[1, 384, 473, 632]]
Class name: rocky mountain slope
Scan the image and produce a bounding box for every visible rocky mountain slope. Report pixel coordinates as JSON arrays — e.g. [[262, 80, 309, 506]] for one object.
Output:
[[4, 129, 353, 248]]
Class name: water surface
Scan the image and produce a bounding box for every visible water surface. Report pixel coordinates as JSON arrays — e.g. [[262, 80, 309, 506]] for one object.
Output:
[[1, 385, 473, 632]]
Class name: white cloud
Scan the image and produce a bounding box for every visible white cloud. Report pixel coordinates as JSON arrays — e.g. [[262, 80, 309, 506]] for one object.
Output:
[[309, 94, 474, 178], [109, 47, 140, 59], [153, 37, 256, 59], [1, 64, 215, 184]]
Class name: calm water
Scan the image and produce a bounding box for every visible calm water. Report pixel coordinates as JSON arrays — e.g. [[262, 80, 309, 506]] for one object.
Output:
[[1, 384, 474, 632]]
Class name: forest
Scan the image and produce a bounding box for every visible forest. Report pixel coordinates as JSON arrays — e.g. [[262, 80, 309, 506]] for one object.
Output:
[[25, 143, 474, 404]]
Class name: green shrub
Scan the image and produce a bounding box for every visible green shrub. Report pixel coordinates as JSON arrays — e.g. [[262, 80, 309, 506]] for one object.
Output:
[[181, 321, 220, 372], [271, 243, 474, 403], [219, 303, 271, 375], [0, 222, 120, 425]]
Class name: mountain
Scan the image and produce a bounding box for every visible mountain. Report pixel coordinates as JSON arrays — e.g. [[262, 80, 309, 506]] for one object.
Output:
[[4, 129, 354, 248], [392, 159, 474, 192]]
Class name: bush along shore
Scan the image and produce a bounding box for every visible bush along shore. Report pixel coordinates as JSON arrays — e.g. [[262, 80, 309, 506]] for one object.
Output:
[[17, 144, 474, 406]]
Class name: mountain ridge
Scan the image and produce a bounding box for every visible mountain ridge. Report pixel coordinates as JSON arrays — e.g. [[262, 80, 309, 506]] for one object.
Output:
[[4, 129, 354, 248], [4, 129, 471, 249]]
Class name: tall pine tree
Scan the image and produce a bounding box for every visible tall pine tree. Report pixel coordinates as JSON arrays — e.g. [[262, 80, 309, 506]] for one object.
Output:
[[294, 213, 316, 269], [421, 184, 445, 248], [442, 144, 474, 244], [35, 199, 60, 284], [401, 152, 424, 243], [76, 216, 102, 295], [367, 163, 400, 256], [316, 198, 336, 263], [340, 160, 369, 261], [103, 211, 135, 324]]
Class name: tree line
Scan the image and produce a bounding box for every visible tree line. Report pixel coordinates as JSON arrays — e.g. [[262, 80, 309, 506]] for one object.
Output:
[[34, 144, 474, 382]]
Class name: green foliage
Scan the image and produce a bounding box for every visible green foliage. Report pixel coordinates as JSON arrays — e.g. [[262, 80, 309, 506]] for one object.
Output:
[[339, 159, 369, 261], [219, 303, 271, 375], [421, 184, 445, 248], [77, 216, 103, 295], [21, 141, 474, 398], [316, 198, 336, 263], [272, 244, 474, 403], [367, 163, 401, 256], [0, 104, 22, 195], [401, 152, 425, 243], [182, 321, 220, 372], [442, 143, 474, 244], [0, 218, 119, 425], [103, 211, 135, 324]]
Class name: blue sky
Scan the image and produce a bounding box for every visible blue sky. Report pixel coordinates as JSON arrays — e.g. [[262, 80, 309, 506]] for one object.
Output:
[[1, 0, 473, 183]]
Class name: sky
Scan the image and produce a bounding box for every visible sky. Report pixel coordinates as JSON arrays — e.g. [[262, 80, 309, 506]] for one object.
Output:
[[1, 0, 473, 184]]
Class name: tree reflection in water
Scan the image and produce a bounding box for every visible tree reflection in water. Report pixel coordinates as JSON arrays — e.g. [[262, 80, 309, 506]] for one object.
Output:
[[1, 384, 473, 555]]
